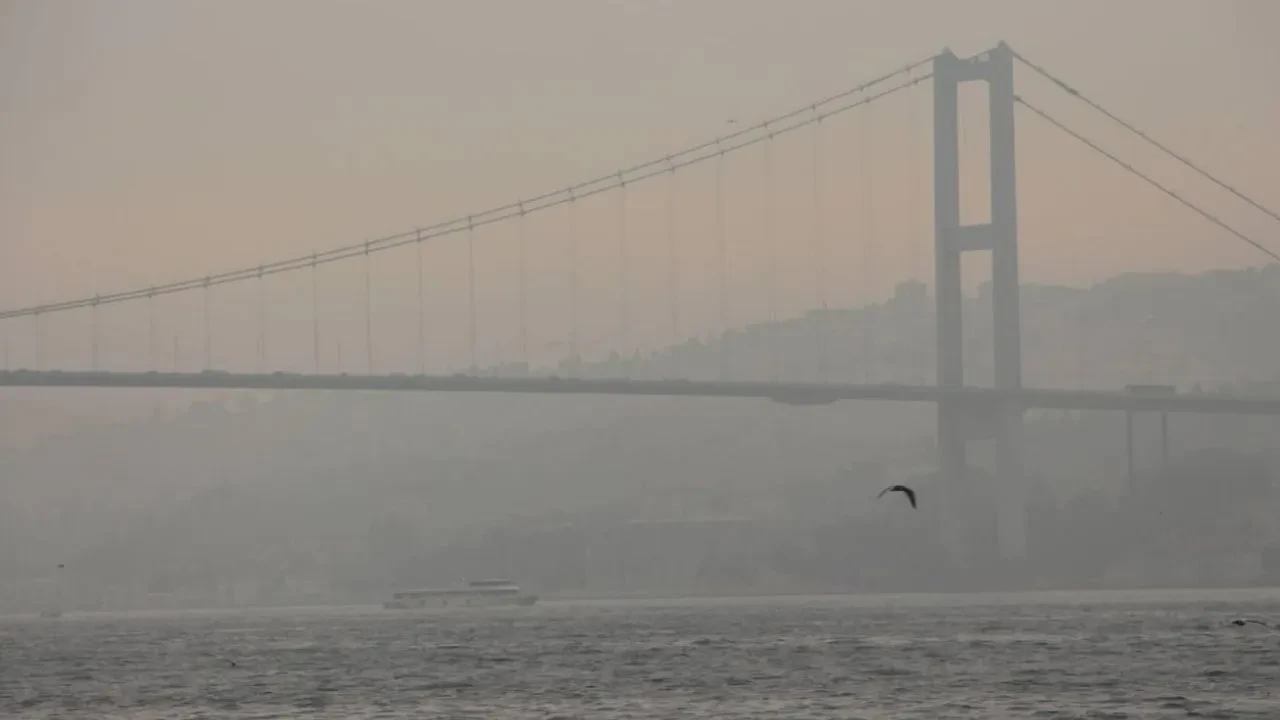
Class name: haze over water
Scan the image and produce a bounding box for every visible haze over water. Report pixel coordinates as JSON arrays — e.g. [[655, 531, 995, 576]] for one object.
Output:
[[4, 2, 1280, 718]]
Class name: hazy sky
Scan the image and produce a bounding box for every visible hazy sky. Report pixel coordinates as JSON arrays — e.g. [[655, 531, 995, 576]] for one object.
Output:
[[1, 0, 1277, 373]]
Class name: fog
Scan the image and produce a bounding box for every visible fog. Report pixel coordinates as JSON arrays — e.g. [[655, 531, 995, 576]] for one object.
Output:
[[2, 1, 1279, 613], [4, 268, 1280, 611]]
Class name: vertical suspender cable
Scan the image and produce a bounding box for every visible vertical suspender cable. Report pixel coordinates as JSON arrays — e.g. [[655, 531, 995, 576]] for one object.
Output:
[[467, 218, 477, 373], [517, 213, 527, 371], [90, 299, 99, 371], [618, 175, 630, 375], [811, 110, 827, 382], [905, 73, 921, 383], [716, 145, 728, 381], [763, 126, 778, 382], [567, 194, 578, 368], [311, 254, 320, 373], [202, 278, 211, 370], [148, 290, 157, 371], [257, 266, 266, 372], [416, 229, 426, 374], [907, 68, 920, 283], [861, 98, 876, 382], [665, 161, 679, 378], [364, 242, 373, 374]]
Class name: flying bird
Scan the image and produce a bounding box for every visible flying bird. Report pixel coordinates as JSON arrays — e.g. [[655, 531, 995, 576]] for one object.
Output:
[[878, 484, 916, 509], [1231, 618, 1272, 629]]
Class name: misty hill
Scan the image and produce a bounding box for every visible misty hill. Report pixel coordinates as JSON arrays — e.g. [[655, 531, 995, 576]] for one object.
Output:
[[2, 264, 1279, 610], [562, 265, 1280, 391]]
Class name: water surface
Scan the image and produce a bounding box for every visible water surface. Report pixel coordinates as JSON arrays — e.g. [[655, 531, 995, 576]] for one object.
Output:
[[4, 589, 1278, 718]]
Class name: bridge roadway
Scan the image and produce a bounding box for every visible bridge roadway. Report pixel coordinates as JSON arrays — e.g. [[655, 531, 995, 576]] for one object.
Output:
[[2, 370, 1279, 416]]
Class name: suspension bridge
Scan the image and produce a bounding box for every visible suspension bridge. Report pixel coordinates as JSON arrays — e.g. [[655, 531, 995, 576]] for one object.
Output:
[[3, 43, 1279, 556]]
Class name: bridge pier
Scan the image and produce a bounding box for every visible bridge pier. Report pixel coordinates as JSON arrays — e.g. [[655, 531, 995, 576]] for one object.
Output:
[[934, 43, 1026, 565]]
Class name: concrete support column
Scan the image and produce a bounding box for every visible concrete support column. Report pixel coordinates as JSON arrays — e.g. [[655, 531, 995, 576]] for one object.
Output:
[[933, 50, 968, 565], [933, 43, 1026, 563]]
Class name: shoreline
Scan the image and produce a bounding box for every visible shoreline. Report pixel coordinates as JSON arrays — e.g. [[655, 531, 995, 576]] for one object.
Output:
[[8, 584, 1280, 621]]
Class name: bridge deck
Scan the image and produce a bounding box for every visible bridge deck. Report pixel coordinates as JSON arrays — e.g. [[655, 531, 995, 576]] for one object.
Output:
[[1, 370, 1278, 416]]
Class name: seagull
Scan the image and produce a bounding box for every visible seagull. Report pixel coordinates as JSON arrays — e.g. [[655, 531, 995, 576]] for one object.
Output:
[[878, 484, 917, 509], [1231, 619, 1272, 629]]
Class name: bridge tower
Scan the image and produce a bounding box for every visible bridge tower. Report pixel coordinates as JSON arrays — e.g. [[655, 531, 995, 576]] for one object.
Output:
[[932, 43, 1026, 563]]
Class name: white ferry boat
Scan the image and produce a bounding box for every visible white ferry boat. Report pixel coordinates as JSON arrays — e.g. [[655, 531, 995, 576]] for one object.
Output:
[[382, 578, 537, 609]]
